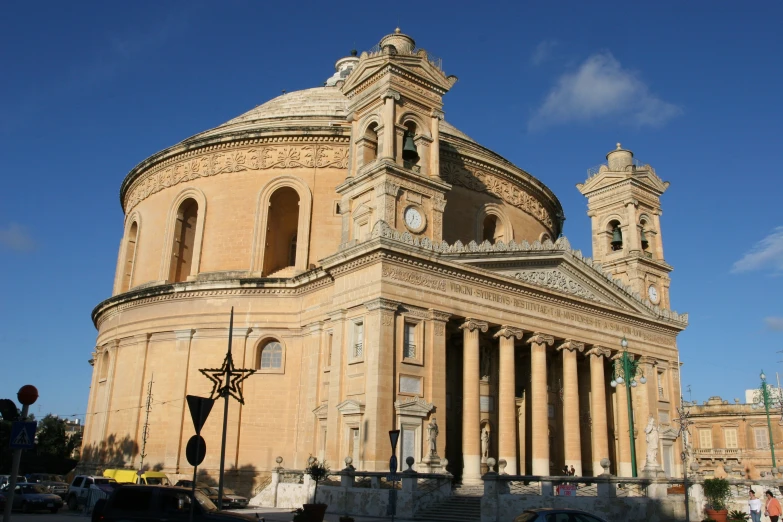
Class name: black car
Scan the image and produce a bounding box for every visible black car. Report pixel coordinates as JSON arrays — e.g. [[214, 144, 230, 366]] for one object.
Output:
[[26, 473, 69, 499], [97, 485, 256, 522], [0, 483, 64, 513], [513, 508, 609, 522]]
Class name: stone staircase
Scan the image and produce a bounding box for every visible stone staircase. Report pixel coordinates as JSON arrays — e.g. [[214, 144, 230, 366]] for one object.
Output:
[[413, 484, 483, 522]]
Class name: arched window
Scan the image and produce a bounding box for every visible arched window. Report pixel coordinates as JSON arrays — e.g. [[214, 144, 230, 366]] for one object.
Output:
[[402, 121, 419, 169], [639, 217, 652, 254], [169, 198, 199, 282], [363, 123, 379, 165], [477, 205, 511, 244], [483, 215, 499, 243], [257, 340, 284, 371], [263, 187, 300, 276], [120, 221, 139, 292], [607, 219, 623, 252]]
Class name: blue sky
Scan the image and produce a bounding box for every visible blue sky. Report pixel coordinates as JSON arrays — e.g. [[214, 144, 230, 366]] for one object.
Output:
[[1, 1, 781, 421]]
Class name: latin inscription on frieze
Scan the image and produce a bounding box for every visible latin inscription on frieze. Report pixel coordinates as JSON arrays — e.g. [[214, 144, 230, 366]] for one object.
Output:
[[382, 266, 676, 347]]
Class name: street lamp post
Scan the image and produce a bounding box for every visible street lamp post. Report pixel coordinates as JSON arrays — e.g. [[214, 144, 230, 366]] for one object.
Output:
[[609, 336, 647, 477], [752, 370, 778, 471]]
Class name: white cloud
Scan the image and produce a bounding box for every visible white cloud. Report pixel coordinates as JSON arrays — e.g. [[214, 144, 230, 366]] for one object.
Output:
[[528, 52, 681, 130], [531, 40, 558, 66], [0, 223, 35, 252], [765, 317, 783, 331], [732, 227, 783, 274]]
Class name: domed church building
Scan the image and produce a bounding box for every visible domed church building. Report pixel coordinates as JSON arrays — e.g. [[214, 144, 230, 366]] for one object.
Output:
[[85, 29, 688, 485]]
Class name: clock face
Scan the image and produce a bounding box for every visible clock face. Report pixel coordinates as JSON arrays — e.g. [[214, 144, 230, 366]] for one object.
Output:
[[404, 206, 424, 231], [648, 285, 659, 303]]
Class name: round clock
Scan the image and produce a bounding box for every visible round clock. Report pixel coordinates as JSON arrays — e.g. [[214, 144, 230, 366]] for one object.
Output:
[[647, 285, 659, 304], [403, 206, 425, 232]]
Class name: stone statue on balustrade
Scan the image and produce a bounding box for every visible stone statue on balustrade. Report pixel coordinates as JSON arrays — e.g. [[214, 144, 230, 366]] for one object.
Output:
[[481, 426, 490, 463]]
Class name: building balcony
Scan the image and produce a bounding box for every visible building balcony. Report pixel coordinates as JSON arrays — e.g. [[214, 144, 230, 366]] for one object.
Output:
[[694, 448, 743, 463]]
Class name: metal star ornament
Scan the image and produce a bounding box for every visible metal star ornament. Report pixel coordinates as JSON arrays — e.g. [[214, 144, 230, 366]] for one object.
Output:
[[200, 353, 255, 405]]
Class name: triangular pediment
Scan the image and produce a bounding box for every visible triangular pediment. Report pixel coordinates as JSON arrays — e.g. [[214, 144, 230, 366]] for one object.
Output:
[[336, 399, 365, 416], [578, 168, 668, 196], [313, 403, 329, 420], [394, 397, 435, 418], [342, 52, 455, 98]]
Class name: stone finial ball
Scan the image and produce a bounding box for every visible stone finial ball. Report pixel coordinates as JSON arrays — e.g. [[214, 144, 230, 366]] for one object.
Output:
[[406, 456, 415, 467], [17, 385, 38, 406], [275, 456, 283, 465], [487, 457, 496, 467], [345, 456, 353, 466], [600, 458, 611, 468], [689, 461, 700, 472]]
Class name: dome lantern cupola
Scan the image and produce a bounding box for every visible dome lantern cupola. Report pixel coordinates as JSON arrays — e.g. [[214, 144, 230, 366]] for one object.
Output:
[[378, 27, 415, 54]]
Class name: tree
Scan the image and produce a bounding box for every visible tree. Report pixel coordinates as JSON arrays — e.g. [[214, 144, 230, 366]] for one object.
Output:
[[36, 415, 69, 458]]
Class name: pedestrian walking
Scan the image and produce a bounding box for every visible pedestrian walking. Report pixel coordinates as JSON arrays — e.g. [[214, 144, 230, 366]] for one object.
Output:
[[749, 489, 761, 522], [765, 490, 782, 522]]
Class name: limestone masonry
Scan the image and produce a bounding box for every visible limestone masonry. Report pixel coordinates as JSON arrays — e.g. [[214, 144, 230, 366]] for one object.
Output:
[[84, 29, 688, 487]]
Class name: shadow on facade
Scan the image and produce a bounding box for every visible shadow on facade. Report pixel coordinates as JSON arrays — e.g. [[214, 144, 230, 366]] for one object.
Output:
[[187, 464, 260, 499]]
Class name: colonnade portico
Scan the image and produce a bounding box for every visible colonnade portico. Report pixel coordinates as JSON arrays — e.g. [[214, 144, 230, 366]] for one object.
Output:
[[457, 320, 617, 479]]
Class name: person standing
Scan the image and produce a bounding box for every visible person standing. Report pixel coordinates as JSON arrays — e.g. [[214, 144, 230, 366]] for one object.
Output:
[[765, 490, 782, 522], [749, 489, 761, 522]]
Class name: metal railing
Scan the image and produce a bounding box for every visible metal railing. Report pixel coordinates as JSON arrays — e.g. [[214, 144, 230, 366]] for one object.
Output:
[[586, 159, 656, 178], [364, 44, 443, 70]]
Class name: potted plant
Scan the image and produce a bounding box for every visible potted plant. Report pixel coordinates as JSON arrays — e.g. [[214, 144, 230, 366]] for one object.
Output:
[[728, 510, 749, 521], [703, 477, 732, 522], [302, 457, 330, 522]]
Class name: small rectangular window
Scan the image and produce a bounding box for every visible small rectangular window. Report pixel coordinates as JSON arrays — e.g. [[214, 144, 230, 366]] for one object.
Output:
[[403, 323, 416, 359], [699, 429, 712, 449], [724, 428, 738, 449], [755, 427, 770, 449], [353, 321, 364, 359], [326, 332, 333, 368], [657, 371, 666, 400]]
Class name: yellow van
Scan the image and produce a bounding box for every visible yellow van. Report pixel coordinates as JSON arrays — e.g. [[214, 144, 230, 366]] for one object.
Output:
[[102, 469, 170, 485]]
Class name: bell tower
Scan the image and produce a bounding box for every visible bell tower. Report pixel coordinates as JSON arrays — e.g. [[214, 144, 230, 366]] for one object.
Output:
[[336, 29, 458, 246], [576, 144, 673, 309]]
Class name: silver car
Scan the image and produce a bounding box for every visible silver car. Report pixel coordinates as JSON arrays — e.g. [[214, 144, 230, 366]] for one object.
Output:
[[513, 508, 609, 522]]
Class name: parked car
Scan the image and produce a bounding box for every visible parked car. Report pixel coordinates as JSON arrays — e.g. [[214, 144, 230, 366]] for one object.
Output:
[[67, 475, 118, 510], [96, 485, 256, 521], [198, 486, 249, 509], [0, 482, 64, 513], [103, 468, 171, 485], [175, 479, 210, 488], [0, 492, 5, 512], [0, 475, 25, 488], [25, 473, 69, 498], [513, 508, 609, 522]]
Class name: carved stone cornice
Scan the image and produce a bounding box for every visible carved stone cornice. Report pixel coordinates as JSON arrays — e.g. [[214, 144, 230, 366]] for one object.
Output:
[[428, 309, 451, 322], [364, 297, 401, 313], [586, 346, 612, 358], [556, 339, 585, 353], [374, 180, 400, 197], [526, 333, 554, 346], [394, 397, 434, 418], [381, 89, 401, 101], [459, 318, 488, 333], [493, 326, 525, 340]]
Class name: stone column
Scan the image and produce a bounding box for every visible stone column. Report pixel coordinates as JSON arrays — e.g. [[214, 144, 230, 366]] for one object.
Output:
[[527, 333, 554, 475], [364, 298, 399, 470], [587, 346, 611, 476], [325, 310, 347, 464], [460, 318, 488, 483], [381, 90, 400, 160], [168, 329, 195, 471], [494, 326, 524, 475], [430, 109, 444, 178], [557, 339, 585, 476], [428, 309, 451, 459], [612, 353, 632, 477], [374, 180, 400, 228], [625, 199, 639, 252], [432, 196, 446, 243]]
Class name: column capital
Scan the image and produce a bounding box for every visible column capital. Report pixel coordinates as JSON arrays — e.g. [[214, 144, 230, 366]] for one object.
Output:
[[459, 318, 488, 333], [611, 351, 636, 362], [493, 326, 525, 340], [526, 333, 554, 346], [428, 309, 451, 322], [364, 298, 400, 313], [556, 339, 585, 353], [328, 309, 347, 321], [432, 195, 447, 212], [431, 109, 445, 120], [381, 89, 401, 101], [623, 198, 639, 207], [586, 346, 612, 358], [305, 321, 325, 334], [174, 329, 195, 341], [374, 180, 400, 197]]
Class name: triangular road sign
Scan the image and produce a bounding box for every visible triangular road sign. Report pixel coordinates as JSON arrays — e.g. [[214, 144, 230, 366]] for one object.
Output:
[[186, 395, 214, 435]]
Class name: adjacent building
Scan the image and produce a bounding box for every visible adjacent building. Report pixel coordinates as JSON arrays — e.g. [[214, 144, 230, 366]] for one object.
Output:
[[82, 29, 688, 486]]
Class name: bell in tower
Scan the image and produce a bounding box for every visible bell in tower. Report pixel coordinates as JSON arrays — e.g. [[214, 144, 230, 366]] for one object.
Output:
[[402, 130, 419, 164]]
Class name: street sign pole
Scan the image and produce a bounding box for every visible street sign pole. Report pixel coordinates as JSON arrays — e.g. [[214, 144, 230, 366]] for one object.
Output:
[[388, 430, 401, 522], [3, 385, 38, 522]]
